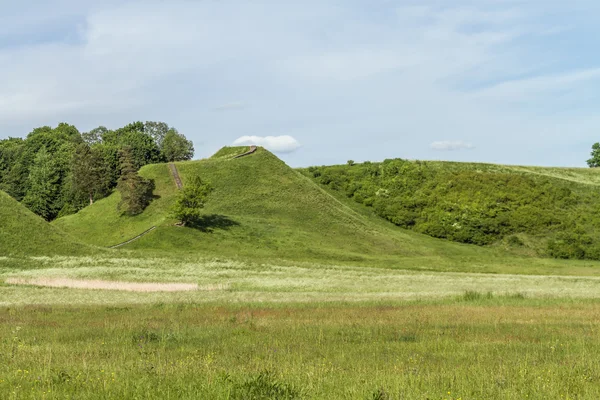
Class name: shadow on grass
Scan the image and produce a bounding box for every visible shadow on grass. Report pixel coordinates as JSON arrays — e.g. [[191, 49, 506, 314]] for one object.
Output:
[[188, 214, 241, 233]]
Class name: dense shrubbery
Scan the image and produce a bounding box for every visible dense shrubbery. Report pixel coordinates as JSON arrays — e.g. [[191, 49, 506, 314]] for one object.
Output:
[[0, 121, 193, 220], [303, 158, 600, 260]]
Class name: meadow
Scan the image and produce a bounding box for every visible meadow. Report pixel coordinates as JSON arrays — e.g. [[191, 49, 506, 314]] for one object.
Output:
[[3, 148, 600, 398], [3, 299, 600, 399]]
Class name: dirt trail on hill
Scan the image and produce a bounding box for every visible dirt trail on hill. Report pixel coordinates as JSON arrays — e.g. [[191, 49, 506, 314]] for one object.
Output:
[[233, 145, 257, 159], [168, 163, 184, 189], [5, 277, 200, 292]]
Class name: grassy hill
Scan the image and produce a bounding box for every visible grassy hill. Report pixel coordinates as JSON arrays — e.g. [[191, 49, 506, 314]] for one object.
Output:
[[301, 159, 600, 260], [0, 190, 92, 256], [54, 147, 518, 268]]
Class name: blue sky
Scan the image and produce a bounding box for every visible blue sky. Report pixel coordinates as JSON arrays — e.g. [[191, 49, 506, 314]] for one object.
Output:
[[1, 0, 600, 167]]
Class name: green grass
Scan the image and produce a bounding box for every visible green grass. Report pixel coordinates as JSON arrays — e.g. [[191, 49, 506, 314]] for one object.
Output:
[[0, 191, 95, 256], [301, 159, 600, 260], [3, 301, 600, 399], [210, 146, 253, 159], [53, 162, 179, 247], [52, 148, 497, 265], [9, 150, 600, 398], [3, 255, 600, 306]]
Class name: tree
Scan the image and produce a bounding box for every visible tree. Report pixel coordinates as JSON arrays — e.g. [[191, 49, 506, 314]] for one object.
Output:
[[102, 123, 161, 169], [82, 126, 108, 146], [588, 143, 600, 168], [144, 121, 170, 149], [161, 129, 194, 162], [72, 144, 109, 205], [172, 175, 213, 226], [116, 147, 154, 216], [22, 147, 60, 220]]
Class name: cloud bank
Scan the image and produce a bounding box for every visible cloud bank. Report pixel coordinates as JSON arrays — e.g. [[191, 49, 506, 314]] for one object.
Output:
[[430, 141, 475, 151], [233, 135, 301, 153]]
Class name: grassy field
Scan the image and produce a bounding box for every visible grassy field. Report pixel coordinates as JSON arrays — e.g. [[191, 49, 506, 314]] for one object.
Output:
[[3, 300, 600, 399], [5, 149, 600, 398]]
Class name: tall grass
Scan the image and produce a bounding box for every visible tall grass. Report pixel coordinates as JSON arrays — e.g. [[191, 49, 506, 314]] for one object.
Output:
[[2, 302, 600, 399]]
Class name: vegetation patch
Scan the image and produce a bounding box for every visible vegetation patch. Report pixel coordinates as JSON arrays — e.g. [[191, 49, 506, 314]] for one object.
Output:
[[302, 159, 600, 260]]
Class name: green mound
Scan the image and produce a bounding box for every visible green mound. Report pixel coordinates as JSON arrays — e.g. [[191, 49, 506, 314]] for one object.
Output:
[[302, 159, 600, 260], [54, 148, 493, 265], [0, 191, 91, 256]]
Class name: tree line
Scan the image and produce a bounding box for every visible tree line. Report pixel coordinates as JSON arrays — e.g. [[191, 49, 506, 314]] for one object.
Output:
[[0, 121, 194, 221]]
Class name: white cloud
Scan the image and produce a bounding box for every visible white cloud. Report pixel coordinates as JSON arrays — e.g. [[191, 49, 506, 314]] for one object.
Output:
[[233, 135, 301, 153], [430, 141, 475, 151]]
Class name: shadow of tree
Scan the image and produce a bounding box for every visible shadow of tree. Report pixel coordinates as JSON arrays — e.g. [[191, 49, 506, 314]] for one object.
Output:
[[187, 214, 240, 232]]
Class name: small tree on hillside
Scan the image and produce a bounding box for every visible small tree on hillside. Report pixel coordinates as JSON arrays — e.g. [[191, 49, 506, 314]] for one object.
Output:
[[172, 175, 213, 226], [116, 147, 154, 215]]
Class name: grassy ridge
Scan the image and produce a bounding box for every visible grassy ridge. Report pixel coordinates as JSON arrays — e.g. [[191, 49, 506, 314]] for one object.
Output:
[[0, 191, 93, 256], [301, 159, 600, 260]]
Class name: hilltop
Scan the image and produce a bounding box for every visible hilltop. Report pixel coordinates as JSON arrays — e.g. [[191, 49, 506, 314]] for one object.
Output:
[[0, 190, 92, 256]]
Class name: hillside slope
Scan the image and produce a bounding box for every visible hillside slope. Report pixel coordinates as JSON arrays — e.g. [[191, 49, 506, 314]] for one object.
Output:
[[301, 159, 600, 260], [54, 147, 506, 266], [0, 190, 92, 256]]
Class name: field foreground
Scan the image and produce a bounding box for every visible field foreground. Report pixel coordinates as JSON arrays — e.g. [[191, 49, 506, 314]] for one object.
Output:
[[2, 301, 600, 399]]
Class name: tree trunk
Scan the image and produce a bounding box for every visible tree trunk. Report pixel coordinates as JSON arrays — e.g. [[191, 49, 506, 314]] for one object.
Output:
[[89, 192, 94, 205]]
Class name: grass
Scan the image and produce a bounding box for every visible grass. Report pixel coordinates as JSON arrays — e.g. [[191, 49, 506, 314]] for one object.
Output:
[[3, 255, 600, 306], [8, 149, 600, 398], [3, 301, 600, 399], [0, 191, 95, 257]]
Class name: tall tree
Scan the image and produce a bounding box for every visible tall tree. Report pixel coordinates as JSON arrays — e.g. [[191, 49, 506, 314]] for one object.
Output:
[[172, 175, 213, 226], [161, 128, 195, 161], [82, 126, 108, 146], [144, 121, 170, 149], [116, 147, 154, 215], [72, 144, 109, 205], [22, 147, 60, 220], [102, 122, 161, 169]]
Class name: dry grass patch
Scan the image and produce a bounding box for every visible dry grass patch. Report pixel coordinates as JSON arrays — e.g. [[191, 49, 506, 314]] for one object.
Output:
[[5, 277, 199, 292]]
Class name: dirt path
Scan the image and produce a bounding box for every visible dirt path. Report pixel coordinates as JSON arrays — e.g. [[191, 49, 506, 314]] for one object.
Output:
[[233, 145, 257, 159], [109, 226, 156, 249], [5, 277, 199, 292], [168, 163, 183, 189]]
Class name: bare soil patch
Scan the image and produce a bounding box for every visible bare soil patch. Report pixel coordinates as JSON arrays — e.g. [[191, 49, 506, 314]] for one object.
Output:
[[5, 277, 199, 292]]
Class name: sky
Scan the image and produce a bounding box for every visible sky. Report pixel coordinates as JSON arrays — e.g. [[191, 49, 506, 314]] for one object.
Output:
[[1, 0, 600, 167]]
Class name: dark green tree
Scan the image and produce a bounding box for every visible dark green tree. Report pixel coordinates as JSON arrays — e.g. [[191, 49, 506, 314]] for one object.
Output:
[[172, 175, 213, 226], [72, 144, 109, 205], [22, 147, 60, 220], [116, 147, 154, 216], [102, 122, 161, 169], [161, 129, 194, 162], [587, 143, 600, 168]]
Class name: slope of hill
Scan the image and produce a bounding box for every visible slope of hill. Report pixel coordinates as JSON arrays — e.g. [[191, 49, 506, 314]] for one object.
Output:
[[0, 190, 92, 256], [54, 147, 509, 267], [300, 159, 600, 260]]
